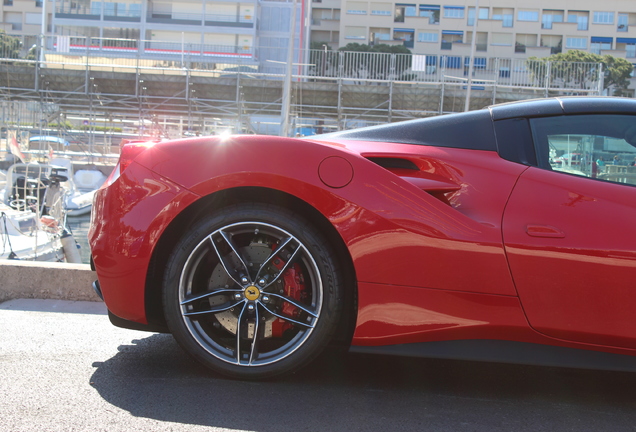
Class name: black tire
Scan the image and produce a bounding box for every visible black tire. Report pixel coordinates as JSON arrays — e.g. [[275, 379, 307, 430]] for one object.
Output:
[[163, 203, 343, 379]]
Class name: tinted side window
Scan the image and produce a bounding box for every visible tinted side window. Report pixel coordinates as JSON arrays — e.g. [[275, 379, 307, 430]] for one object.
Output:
[[530, 114, 636, 186]]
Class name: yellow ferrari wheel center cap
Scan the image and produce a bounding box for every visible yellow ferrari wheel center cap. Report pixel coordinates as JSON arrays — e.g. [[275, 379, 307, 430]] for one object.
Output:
[[244, 285, 260, 301]]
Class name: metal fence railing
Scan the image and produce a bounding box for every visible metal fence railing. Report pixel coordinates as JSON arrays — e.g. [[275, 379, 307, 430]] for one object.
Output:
[[0, 34, 604, 94]]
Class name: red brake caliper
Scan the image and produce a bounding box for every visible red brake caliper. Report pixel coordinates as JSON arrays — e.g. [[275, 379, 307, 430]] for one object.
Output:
[[270, 245, 307, 338]]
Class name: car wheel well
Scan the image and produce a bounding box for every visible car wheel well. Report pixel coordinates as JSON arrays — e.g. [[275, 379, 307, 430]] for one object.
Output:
[[144, 187, 357, 346]]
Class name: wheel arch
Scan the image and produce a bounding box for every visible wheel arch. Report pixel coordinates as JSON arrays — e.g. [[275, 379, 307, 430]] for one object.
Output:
[[144, 186, 357, 346]]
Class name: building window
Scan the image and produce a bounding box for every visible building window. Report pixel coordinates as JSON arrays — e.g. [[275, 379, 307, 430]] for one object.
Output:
[[515, 34, 538, 53], [492, 8, 513, 27], [541, 35, 562, 54], [593, 11, 614, 25], [394, 28, 414, 48], [441, 30, 463, 49], [4, 0, 13, 6], [443, 56, 462, 68], [371, 10, 391, 16], [517, 10, 539, 22], [371, 30, 391, 42], [464, 57, 486, 69], [618, 13, 628, 32], [91, 2, 102, 15], [443, 6, 464, 19], [394, 4, 416, 22], [35, 0, 42, 7], [568, 12, 589, 30], [542, 10, 564, 29], [467, 7, 489, 26], [129, 4, 141, 17], [419, 5, 440, 24], [590, 37, 612, 54], [417, 32, 438, 42], [617, 38, 636, 58], [565, 37, 587, 49], [345, 26, 366, 40], [25, 12, 41, 24], [346, 1, 368, 15]]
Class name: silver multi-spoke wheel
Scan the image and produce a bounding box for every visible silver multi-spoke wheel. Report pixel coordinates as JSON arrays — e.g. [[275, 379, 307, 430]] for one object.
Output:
[[164, 204, 342, 379]]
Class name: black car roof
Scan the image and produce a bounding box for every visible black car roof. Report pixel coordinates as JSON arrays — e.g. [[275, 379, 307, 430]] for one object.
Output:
[[489, 96, 636, 120], [317, 97, 636, 152], [317, 109, 497, 151]]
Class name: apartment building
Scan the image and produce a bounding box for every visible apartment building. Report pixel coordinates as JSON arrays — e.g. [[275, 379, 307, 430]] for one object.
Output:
[[0, 0, 306, 64], [0, 0, 50, 50], [312, 0, 636, 61], [53, 0, 259, 51]]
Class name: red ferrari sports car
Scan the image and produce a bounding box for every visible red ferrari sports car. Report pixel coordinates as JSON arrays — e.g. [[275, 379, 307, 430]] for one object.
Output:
[[89, 96, 636, 379]]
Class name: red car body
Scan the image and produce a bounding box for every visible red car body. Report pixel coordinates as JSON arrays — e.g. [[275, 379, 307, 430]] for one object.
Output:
[[89, 97, 636, 378]]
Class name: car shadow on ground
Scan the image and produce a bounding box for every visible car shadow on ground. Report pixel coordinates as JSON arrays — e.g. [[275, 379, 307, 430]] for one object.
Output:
[[89, 333, 636, 431]]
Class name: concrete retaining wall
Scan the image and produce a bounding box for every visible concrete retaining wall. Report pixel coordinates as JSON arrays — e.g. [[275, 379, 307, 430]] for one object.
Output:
[[0, 260, 101, 303]]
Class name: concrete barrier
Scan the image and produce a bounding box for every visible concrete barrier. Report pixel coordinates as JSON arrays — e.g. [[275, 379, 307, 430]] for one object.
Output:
[[0, 260, 100, 303]]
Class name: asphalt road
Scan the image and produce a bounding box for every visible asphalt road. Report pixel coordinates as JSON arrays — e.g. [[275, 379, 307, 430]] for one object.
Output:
[[2, 299, 636, 432]]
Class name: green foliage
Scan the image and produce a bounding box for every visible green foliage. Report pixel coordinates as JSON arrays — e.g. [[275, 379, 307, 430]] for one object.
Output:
[[79, 125, 123, 132], [338, 43, 411, 55], [310, 41, 332, 51], [602, 54, 634, 95], [527, 50, 633, 95], [48, 121, 74, 129], [0, 30, 22, 60]]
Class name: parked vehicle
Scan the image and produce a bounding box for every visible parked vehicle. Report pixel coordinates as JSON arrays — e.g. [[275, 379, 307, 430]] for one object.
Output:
[[90, 97, 636, 379]]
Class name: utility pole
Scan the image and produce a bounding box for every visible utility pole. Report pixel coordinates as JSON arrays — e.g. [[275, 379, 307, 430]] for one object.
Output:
[[281, 0, 298, 137], [464, 0, 479, 112], [40, 0, 47, 63]]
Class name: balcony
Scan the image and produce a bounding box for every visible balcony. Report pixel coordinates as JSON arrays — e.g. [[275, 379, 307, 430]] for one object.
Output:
[[311, 18, 339, 31], [206, 14, 254, 28], [55, 6, 103, 21], [55, 8, 255, 29], [526, 46, 552, 56]]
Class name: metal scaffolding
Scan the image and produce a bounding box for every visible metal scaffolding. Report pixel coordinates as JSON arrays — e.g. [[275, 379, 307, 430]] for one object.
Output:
[[0, 36, 603, 142]]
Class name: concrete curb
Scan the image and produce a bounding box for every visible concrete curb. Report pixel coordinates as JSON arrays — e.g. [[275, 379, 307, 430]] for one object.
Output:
[[0, 260, 101, 303]]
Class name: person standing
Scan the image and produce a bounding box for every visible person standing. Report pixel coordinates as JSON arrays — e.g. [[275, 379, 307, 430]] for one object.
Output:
[[596, 157, 605, 173]]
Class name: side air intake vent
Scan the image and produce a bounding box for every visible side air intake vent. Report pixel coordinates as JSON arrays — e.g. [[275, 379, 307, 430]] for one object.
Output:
[[366, 157, 419, 171]]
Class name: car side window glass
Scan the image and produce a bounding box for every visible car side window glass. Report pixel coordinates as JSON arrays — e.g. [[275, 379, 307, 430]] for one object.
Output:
[[530, 114, 636, 186]]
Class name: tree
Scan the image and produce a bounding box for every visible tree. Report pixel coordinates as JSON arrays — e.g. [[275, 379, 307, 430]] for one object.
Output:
[[602, 54, 634, 95], [0, 30, 22, 61], [527, 50, 633, 95]]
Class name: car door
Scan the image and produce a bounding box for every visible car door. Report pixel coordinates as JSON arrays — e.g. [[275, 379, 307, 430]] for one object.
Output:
[[502, 113, 636, 349]]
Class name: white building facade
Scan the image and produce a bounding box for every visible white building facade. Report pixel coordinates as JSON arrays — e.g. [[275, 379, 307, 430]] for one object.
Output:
[[313, 0, 636, 60]]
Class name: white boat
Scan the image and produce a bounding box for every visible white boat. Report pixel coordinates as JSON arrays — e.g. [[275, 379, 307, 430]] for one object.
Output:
[[0, 204, 65, 261], [0, 162, 81, 262], [50, 158, 106, 217]]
